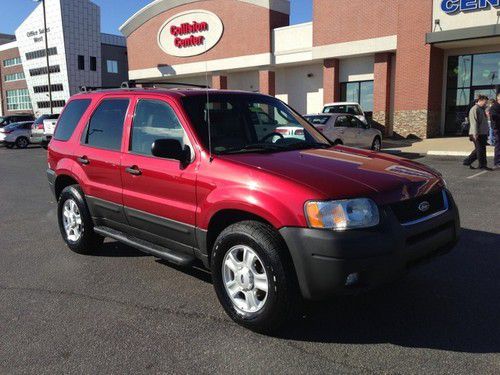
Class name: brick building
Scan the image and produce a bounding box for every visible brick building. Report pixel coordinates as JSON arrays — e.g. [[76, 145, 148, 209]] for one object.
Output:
[[120, 0, 500, 138]]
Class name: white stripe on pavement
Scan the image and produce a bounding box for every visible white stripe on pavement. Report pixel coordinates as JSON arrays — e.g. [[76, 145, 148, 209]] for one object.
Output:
[[467, 171, 488, 179]]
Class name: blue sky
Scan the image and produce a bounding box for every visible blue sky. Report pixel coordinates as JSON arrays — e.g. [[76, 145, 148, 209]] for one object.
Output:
[[0, 0, 312, 35]]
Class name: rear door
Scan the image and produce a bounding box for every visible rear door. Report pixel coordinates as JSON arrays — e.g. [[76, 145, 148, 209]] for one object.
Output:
[[120, 96, 198, 255], [73, 97, 131, 226]]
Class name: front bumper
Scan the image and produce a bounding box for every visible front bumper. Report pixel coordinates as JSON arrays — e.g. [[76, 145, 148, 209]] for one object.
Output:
[[280, 190, 460, 300]]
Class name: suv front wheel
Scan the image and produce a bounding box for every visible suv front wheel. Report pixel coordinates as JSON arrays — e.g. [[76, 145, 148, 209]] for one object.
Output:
[[211, 221, 300, 333], [57, 185, 103, 254]]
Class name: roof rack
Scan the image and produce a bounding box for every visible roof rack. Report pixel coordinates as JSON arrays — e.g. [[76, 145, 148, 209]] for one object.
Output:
[[122, 80, 210, 89], [79, 85, 120, 92]]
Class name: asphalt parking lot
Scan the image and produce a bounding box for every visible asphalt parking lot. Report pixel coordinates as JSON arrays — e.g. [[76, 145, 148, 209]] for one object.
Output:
[[0, 145, 499, 374]]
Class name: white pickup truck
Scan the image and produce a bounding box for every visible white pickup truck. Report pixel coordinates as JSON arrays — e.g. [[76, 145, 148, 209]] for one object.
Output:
[[41, 115, 59, 148]]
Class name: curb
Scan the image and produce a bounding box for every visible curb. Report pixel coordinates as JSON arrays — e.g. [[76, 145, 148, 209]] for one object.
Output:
[[427, 151, 495, 157]]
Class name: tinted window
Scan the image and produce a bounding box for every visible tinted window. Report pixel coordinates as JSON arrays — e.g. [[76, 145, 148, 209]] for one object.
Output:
[[131, 99, 186, 156], [349, 116, 365, 129], [305, 115, 330, 125], [83, 99, 129, 151], [335, 116, 350, 127], [54, 99, 91, 141]]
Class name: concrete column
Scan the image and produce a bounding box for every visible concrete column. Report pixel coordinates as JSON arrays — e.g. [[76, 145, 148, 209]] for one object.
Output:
[[373, 52, 393, 135], [323, 58, 340, 104], [212, 75, 228, 90], [259, 70, 276, 96]]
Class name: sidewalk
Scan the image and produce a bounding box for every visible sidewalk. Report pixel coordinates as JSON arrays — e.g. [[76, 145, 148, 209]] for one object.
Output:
[[383, 136, 495, 157]]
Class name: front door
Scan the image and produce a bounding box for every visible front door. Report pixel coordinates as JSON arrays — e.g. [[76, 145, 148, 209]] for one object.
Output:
[[74, 97, 131, 225], [121, 97, 197, 255]]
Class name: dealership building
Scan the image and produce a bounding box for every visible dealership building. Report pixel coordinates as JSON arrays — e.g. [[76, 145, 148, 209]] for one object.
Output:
[[0, 0, 128, 117], [120, 0, 500, 138]]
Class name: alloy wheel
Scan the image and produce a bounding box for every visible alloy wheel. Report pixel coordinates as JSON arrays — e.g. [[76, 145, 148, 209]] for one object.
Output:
[[62, 199, 83, 242]]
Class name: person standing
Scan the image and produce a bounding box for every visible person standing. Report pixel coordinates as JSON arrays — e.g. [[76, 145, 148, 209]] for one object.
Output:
[[489, 92, 500, 169], [463, 95, 491, 170]]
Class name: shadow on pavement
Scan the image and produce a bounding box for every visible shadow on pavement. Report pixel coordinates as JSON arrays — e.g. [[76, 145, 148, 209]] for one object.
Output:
[[279, 228, 500, 354]]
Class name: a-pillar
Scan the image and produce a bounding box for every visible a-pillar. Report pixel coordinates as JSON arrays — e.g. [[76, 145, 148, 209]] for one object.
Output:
[[212, 75, 228, 90], [373, 52, 393, 135], [259, 70, 276, 96], [323, 58, 340, 104]]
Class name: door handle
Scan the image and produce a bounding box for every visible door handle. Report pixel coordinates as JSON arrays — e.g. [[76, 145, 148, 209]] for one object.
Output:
[[77, 156, 89, 165], [125, 166, 142, 176]]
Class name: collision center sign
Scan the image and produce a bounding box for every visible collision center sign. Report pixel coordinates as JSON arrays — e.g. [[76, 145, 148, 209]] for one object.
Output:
[[441, 0, 500, 14], [158, 10, 224, 57]]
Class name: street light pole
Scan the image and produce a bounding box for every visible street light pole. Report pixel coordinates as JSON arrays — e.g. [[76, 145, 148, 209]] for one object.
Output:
[[40, 0, 53, 114]]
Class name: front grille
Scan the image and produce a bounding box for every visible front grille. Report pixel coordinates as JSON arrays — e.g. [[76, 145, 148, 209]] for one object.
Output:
[[391, 190, 447, 225]]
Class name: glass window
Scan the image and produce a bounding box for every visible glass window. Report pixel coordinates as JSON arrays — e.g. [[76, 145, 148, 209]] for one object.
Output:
[[29, 65, 60, 76], [335, 115, 350, 127], [78, 55, 85, 70], [6, 89, 31, 111], [447, 55, 472, 89], [349, 116, 365, 129], [304, 115, 331, 125], [181, 94, 328, 154], [54, 99, 91, 141], [360, 81, 374, 112], [472, 53, 500, 86], [107, 60, 118, 74], [25, 47, 57, 61], [83, 99, 129, 150], [90, 56, 97, 71], [5, 72, 25, 82], [131, 99, 186, 156], [344, 82, 359, 103], [3, 57, 22, 67]]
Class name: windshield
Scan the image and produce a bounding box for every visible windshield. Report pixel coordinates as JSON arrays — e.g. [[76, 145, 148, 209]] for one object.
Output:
[[305, 115, 331, 125], [182, 94, 330, 155]]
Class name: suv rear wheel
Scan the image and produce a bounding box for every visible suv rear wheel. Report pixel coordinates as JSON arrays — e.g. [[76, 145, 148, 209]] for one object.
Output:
[[57, 185, 103, 254], [211, 221, 300, 333], [16, 136, 29, 149]]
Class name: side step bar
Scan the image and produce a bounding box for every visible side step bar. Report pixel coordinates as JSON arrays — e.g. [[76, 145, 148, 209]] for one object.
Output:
[[94, 226, 195, 267]]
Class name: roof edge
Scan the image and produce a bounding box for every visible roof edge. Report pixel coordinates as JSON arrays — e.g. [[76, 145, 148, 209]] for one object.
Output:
[[119, 0, 290, 37]]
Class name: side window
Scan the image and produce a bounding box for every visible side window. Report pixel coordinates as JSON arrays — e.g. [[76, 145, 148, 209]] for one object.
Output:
[[351, 116, 365, 128], [335, 116, 349, 127], [130, 99, 187, 156], [82, 99, 129, 151], [54, 99, 92, 141]]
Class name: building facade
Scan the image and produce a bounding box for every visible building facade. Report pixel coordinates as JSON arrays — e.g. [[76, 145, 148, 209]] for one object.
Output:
[[120, 0, 500, 138], [0, 0, 128, 117]]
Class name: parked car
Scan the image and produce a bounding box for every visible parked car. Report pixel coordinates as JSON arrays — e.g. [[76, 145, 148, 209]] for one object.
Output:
[[31, 114, 59, 144], [0, 114, 35, 128], [42, 115, 60, 146], [305, 113, 383, 151], [47, 88, 459, 333], [322, 102, 368, 124], [0, 121, 35, 148]]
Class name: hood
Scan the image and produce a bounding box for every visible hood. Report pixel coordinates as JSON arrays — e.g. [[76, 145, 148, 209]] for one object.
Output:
[[219, 146, 444, 205]]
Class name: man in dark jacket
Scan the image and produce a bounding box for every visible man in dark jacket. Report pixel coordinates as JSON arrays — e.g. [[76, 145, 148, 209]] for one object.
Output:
[[489, 92, 500, 169], [463, 95, 490, 170]]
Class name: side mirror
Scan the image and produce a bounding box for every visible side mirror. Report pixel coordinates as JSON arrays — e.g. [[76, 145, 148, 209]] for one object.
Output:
[[151, 139, 191, 166]]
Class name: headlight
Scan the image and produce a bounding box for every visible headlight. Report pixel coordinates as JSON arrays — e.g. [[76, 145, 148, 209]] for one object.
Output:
[[305, 198, 379, 230]]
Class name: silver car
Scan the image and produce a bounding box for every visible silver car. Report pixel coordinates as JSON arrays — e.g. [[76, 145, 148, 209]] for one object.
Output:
[[0, 121, 35, 149], [305, 113, 382, 151]]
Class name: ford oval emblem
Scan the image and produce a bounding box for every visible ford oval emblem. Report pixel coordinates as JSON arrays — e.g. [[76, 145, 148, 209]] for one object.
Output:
[[418, 201, 430, 212]]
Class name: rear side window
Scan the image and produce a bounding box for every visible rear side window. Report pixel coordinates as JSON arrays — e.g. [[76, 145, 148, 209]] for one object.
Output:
[[130, 99, 186, 156], [54, 99, 91, 141], [82, 99, 129, 151]]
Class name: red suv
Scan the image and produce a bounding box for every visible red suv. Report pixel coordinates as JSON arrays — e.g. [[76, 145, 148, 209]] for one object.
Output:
[[47, 88, 460, 333]]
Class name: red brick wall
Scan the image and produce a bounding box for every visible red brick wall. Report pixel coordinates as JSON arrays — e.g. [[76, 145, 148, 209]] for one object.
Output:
[[313, 0, 398, 46], [127, 0, 289, 71], [0, 47, 31, 115], [394, 0, 435, 111]]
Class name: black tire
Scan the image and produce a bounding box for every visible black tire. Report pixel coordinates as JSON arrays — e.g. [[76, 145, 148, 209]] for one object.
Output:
[[332, 139, 343, 146], [5, 143, 14, 149], [371, 136, 382, 151], [57, 185, 103, 254], [211, 220, 300, 334], [15, 136, 29, 149]]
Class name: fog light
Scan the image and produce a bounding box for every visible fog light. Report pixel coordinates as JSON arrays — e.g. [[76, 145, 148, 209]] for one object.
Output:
[[345, 273, 360, 286]]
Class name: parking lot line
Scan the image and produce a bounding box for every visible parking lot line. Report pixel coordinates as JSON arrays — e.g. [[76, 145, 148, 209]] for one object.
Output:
[[467, 171, 488, 179]]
